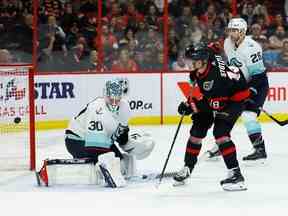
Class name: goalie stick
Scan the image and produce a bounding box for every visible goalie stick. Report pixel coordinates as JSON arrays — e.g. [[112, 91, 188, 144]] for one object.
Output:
[[36, 158, 177, 186], [127, 171, 178, 183]]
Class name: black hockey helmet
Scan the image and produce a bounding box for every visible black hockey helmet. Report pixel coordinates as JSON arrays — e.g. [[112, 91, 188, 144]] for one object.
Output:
[[185, 43, 210, 61]]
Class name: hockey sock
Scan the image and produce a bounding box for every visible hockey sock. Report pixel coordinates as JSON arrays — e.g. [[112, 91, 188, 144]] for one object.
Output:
[[248, 133, 265, 149], [217, 136, 239, 169], [184, 136, 202, 171]]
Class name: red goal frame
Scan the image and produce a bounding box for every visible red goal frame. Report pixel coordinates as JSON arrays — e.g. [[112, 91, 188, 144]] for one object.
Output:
[[0, 64, 36, 170]]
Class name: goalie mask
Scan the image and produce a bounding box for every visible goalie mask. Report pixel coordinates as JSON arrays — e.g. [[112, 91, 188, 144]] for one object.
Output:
[[117, 77, 129, 95], [104, 79, 123, 112]]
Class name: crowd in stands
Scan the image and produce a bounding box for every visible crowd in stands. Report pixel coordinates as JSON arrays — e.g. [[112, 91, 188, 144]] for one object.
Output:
[[1, 0, 288, 72]]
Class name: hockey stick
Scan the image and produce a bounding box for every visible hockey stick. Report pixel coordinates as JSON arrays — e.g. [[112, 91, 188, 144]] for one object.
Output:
[[156, 114, 185, 188], [260, 107, 288, 126], [127, 171, 178, 183]]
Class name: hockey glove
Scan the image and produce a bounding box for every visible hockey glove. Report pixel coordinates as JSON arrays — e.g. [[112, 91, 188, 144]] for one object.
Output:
[[111, 124, 129, 146], [243, 87, 258, 105], [178, 101, 193, 115], [249, 87, 257, 97]]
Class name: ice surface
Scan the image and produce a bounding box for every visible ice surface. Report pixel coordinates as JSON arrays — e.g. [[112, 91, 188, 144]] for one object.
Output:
[[0, 122, 287, 215]]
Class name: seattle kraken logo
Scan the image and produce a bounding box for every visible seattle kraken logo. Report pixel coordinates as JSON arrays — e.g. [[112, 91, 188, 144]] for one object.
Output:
[[229, 58, 242, 67]]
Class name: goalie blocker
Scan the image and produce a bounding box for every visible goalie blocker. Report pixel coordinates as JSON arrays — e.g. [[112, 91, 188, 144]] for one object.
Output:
[[36, 133, 155, 187]]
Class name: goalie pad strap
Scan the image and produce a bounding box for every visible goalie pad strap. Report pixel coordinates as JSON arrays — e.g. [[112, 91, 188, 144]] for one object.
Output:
[[46, 158, 96, 165]]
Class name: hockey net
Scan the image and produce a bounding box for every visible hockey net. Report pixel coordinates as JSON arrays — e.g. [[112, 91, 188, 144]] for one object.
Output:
[[0, 64, 35, 171]]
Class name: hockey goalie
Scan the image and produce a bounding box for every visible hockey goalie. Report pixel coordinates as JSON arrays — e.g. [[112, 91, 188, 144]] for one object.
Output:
[[36, 78, 155, 188]]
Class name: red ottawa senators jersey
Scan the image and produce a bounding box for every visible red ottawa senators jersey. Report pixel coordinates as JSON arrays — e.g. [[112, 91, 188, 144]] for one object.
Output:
[[189, 54, 251, 111]]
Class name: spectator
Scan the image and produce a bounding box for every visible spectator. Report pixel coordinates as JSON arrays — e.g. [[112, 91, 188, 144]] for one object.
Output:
[[267, 13, 288, 36], [40, 15, 67, 56], [142, 26, 162, 50], [105, 2, 127, 29], [212, 17, 226, 38], [189, 25, 204, 45], [169, 41, 178, 65], [134, 48, 147, 70], [0, 49, 13, 63], [152, 52, 164, 70], [168, 0, 182, 18], [42, 0, 63, 18], [253, 14, 269, 34], [87, 50, 107, 72], [171, 53, 190, 71], [124, 2, 144, 29], [218, 5, 233, 27], [8, 13, 33, 62], [201, 28, 219, 44], [145, 4, 160, 26], [109, 16, 126, 40], [201, 3, 217, 28], [269, 25, 287, 50], [94, 24, 118, 51], [59, 2, 79, 33], [250, 23, 267, 45], [119, 28, 138, 47], [111, 48, 139, 72], [175, 6, 193, 36], [135, 20, 148, 45], [277, 38, 288, 66], [241, 2, 258, 26]]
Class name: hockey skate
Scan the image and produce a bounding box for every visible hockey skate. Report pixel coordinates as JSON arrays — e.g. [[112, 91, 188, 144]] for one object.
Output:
[[173, 166, 191, 187], [220, 167, 247, 191], [243, 147, 267, 161]]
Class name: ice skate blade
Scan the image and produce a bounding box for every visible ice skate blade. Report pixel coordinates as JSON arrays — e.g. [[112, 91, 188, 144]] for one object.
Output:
[[205, 156, 221, 162], [222, 182, 247, 191], [172, 179, 189, 187], [198, 151, 221, 162], [242, 158, 268, 167]]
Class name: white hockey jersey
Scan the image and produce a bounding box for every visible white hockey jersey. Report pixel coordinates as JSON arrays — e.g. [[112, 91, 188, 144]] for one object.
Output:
[[67, 97, 131, 148], [224, 36, 266, 81]]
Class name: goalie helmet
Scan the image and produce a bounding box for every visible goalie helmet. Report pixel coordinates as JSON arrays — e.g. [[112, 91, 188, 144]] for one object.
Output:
[[117, 77, 129, 95], [104, 79, 123, 112]]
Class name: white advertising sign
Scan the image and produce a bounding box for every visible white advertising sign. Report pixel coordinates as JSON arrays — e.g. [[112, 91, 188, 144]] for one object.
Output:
[[163, 72, 288, 116], [35, 73, 160, 121], [264, 72, 288, 112], [2, 71, 285, 124]]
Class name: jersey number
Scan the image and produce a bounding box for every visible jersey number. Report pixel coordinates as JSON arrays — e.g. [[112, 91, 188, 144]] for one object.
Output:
[[88, 121, 103, 131], [250, 52, 262, 63]]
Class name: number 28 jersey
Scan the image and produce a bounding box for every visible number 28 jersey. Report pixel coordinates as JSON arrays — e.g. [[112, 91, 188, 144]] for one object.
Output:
[[190, 54, 250, 111], [67, 97, 131, 148]]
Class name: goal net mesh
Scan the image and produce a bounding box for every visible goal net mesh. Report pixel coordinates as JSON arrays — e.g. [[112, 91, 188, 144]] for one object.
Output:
[[0, 65, 34, 171]]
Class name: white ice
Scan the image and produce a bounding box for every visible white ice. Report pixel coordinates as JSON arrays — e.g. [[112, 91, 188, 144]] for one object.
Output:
[[0, 122, 288, 215]]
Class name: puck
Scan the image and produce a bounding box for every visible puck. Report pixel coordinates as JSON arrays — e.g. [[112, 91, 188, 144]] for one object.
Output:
[[14, 117, 21, 124]]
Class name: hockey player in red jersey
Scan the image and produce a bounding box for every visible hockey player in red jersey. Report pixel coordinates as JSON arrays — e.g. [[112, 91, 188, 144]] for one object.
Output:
[[173, 43, 254, 191]]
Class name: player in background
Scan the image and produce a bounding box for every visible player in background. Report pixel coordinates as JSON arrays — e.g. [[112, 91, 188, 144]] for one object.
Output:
[[37, 78, 155, 188], [173, 43, 254, 191], [207, 18, 269, 161]]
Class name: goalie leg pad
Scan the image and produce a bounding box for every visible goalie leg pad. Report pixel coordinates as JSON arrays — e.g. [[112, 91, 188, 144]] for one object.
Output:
[[36, 158, 104, 186], [121, 153, 136, 178], [97, 152, 126, 188]]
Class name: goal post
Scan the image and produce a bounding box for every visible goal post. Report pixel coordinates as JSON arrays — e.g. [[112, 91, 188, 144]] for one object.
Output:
[[0, 64, 36, 171]]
